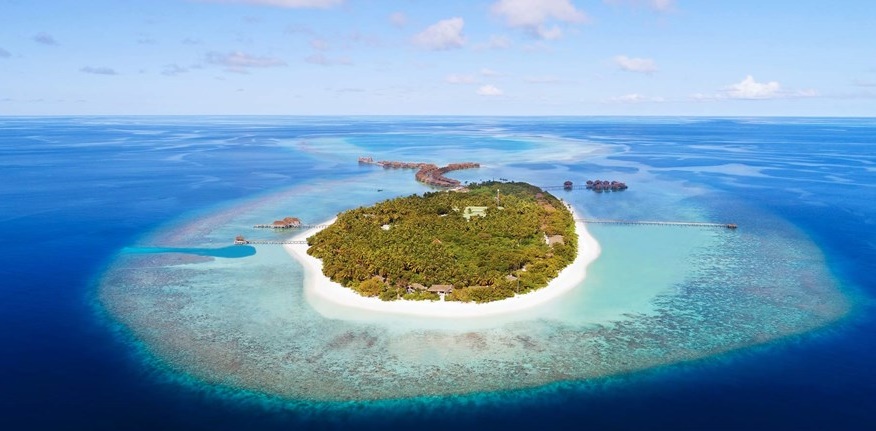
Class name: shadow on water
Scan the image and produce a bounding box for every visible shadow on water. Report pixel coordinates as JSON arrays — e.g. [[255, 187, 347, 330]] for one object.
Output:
[[122, 245, 257, 258]]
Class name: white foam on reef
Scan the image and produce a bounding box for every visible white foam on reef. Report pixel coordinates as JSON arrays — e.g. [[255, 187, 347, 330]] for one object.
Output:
[[284, 207, 600, 320]]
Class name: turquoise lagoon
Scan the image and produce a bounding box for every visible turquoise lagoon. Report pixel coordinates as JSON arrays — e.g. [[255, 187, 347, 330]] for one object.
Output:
[[98, 123, 850, 402]]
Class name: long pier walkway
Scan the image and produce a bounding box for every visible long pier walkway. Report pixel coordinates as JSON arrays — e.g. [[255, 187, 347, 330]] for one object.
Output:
[[578, 219, 737, 229], [236, 240, 308, 245], [253, 224, 332, 230]]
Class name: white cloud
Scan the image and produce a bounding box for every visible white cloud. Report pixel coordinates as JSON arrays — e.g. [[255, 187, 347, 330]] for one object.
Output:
[[614, 55, 657, 73], [305, 53, 352, 66], [0, 47, 10, 58], [492, 0, 587, 27], [389, 12, 407, 27], [206, 51, 286, 72], [537, 25, 563, 40], [196, 0, 343, 8], [481, 68, 500, 76], [650, 0, 674, 11], [694, 75, 818, 100], [725, 75, 781, 99], [33, 32, 59, 46], [80, 66, 118, 75], [604, 0, 675, 12], [477, 84, 504, 96], [491, 0, 588, 39], [608, 93, 664, 103], [413, 17, 465, 51], [446, 74, 478, 84]]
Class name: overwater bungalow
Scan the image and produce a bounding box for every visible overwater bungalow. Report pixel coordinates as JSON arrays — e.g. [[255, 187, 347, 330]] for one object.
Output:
[[282, 217, 302, 227], [564, 180, 573, 190], [257, 217, 302, 229], [583, 178, 628, 192]]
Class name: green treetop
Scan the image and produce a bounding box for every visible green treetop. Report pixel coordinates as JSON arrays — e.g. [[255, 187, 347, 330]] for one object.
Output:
[[306, 181, 577, 303]]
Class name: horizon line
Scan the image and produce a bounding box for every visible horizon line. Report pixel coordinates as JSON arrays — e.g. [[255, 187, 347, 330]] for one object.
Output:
[[2, 114, 874, 119]]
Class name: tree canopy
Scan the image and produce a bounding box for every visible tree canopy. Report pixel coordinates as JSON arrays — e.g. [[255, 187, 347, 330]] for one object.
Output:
[[306, 181, 577, 303]]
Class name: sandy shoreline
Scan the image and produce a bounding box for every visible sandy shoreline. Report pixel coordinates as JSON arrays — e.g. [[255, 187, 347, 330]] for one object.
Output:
[[283, 206, 600, 318]]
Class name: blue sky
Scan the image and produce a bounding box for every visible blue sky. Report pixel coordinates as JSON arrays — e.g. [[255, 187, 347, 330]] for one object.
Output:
[[1, 0, 875, 115]]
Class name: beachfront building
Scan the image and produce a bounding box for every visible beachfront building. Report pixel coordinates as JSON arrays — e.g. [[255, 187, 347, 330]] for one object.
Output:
[[427, 284, 453, 301], [462, 206, 488, 221], [547, 235, 565, 246], [406, 283, 426, 294]]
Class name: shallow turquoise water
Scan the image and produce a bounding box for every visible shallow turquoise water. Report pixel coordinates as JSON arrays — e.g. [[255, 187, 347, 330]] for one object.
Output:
[[124, 245, 257, 258], [98, 130, 848, 401]]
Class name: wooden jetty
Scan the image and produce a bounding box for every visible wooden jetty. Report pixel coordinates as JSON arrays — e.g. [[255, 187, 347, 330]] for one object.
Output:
[[296, 224, 332, 229], [253, 224, 331, 230], [241, 240, 309, 245], [233, 236, 308, 245], [578, 219, 737, 229]]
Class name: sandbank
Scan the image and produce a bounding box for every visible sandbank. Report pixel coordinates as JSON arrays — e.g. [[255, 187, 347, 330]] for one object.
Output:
[[283, 206, 600, 318]]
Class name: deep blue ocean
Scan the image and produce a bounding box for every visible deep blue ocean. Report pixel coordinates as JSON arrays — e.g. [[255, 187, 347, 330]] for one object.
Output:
[[1, 116, 874, 430]]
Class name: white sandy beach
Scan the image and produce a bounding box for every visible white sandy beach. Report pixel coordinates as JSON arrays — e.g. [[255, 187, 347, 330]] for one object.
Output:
[[284, 206, 601, 318]]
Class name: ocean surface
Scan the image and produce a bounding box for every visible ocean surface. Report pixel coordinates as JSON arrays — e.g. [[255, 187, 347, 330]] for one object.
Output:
[[1, 116, 874, 430]]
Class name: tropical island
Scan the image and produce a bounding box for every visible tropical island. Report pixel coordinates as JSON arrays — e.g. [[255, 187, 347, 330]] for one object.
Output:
[[305, 181, 577, 303]]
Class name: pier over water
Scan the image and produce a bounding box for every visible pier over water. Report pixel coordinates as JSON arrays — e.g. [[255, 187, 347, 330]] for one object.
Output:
[[234, 238, 308, 245], [578, 219, 738, 229]]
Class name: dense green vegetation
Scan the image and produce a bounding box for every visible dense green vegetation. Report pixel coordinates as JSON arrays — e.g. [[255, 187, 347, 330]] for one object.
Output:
[[306, 182, 577, 303]]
